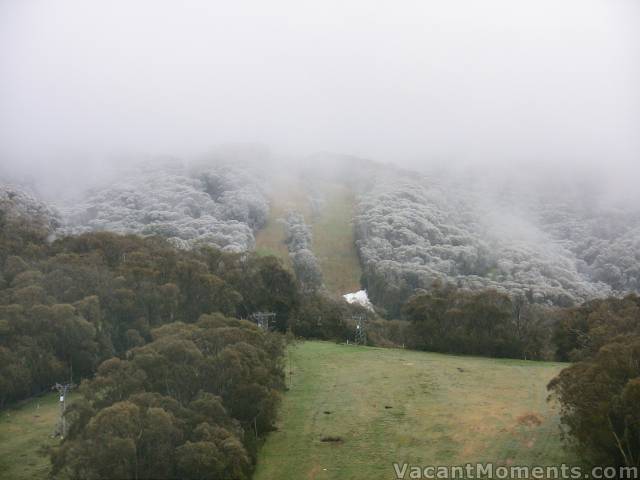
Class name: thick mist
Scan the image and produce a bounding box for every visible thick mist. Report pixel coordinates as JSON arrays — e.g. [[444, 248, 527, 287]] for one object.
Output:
[[1, 0, 639, 196]]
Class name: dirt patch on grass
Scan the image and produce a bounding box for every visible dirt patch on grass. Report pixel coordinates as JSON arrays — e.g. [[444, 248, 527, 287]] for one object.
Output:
[[517, 413, 543, 427], [307, 464, 321, 480]]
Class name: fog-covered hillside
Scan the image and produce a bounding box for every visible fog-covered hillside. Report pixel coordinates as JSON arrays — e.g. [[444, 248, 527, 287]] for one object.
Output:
[[58, 160, 269, 252], [354, 166, 640, 314], [3, 154, 639, 313], [0, 184, 61, 235]]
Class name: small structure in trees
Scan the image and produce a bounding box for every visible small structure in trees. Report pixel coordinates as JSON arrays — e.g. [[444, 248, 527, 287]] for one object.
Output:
[[353, 314, 367, 345], [249, 312, 276, 331], [52, 382, 73, 439]]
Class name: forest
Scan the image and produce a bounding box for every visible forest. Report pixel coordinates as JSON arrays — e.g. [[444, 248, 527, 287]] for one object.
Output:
[[59, 159, 271, 253], [48, 157, 640, 320], [354, 165, 640, 317]]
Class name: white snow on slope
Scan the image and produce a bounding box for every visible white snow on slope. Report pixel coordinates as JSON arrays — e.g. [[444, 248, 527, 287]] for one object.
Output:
[[343, 290, 374, 311]]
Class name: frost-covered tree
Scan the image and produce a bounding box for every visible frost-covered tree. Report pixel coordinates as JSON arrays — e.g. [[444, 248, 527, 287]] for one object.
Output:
[[0, 184, 61, 235], [282, 211, 323, 293], [58, 160, 269, 253], [353, 166, 635, 315]]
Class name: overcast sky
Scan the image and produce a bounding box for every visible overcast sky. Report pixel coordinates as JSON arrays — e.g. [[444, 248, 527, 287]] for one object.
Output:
[[1, 0, 638, 178]]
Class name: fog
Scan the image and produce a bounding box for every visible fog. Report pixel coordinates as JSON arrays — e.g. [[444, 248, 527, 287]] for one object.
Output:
[[1, 0, 639, 190]]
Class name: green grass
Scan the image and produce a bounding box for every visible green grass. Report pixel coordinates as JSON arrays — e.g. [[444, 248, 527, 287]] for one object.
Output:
[[255, 175, 362, 296], [0, 393, 62, 480], [311, 184, 362, 295], [255, 174, 312, 271], [255, 341, 578, 480]]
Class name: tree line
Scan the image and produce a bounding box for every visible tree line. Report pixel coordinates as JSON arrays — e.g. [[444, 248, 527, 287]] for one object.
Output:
[[401, 283, 552, 359], [548, 294, 640, 469], [0, 216, 298, 408], [354, 168, 640, 317], [51, 315, 283, 479]]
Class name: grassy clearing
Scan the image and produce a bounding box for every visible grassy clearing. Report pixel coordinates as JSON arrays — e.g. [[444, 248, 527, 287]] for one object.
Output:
[[254, 174, 313, 270], [255, 341, 577, 480], [255, 175, 362, 296], [311, 184, 362, 295], [0, 393, 61, 480]]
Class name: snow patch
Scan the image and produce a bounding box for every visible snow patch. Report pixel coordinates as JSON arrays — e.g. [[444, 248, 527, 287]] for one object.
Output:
[[343, 290, 374, 311]]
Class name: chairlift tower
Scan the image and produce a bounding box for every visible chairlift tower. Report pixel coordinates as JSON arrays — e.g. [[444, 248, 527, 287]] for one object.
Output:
[[52, 382, 73, 438], [249, 312, 277, 331], [353, 314, 367, 345]]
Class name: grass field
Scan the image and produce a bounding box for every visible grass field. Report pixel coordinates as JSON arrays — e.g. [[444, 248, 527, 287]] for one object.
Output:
[[255, 174, 313, 269], [0, 393, 61, 480], [255, 341, 578, 480], [255, 175, 362, 296], [311, 184, 361, 295]]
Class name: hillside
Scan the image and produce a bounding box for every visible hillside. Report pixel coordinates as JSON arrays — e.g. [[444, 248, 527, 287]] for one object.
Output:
[[57, 157, 271, 252], [311, 183, 361, 295], [6, 152, 639, 311], [255, 172, 361, 296], [0, 340, 579, 480], [354, 166, 640, 314], [255, 341, 577, 480]]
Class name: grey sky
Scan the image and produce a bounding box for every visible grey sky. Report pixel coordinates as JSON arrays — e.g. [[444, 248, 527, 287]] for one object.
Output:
[[1, 0, 638, 177]]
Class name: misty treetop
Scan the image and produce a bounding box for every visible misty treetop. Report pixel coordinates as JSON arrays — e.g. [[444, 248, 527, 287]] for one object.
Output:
[[355, 167, 639, 315], [58, 161, 269, 252], [282, 211, 323, 294], [0, 184, 61, 235]]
